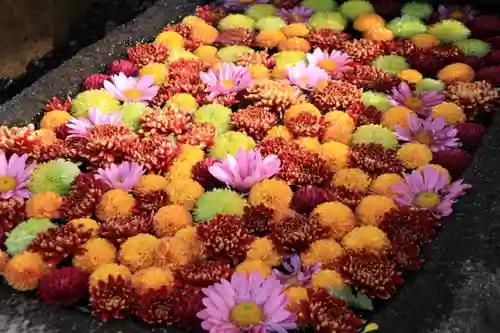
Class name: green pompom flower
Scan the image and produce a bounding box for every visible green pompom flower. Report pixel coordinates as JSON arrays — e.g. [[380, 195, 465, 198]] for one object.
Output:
[[167, 49, 198, 63], [350, 124, 398, 149], [454, 39, 491, 57], [372, 55, 409, 75], [217, 45, 255, 63], [218, 14, 256, 31], [362, 91, 391, 111], [387, 16, 427, 38], [210, 131, 256, 159], [28, 159, 81, 196], [193, 189, 247, 222], [309, 12, 347, 31], [246, 4, 277, 20], [274, 51, 307, 69], [428, 19, 470, 43], [339, 0, 374, 20], [255, 16, 287, 31], [401, 2, 433, 20], [415, 78, 445, 93], [5, 218, 56, 256], [120, 102, 148, 131], [194, 104, 232, 134], [70, 90, 121, 118], [301, 0, 337, 12]]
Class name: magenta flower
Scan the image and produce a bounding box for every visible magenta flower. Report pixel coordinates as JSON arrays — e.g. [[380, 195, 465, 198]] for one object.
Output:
[[208, 148, 280, 192], [306, 48, 352, 78], [272, 254, 321, 287], [278, 6, 314, 23], [197, 272, 297, 333], [391, 165, 472, 218], [395, 113, 461, 152], [95, 161, 145, 190], [286, 61, 329, 90], [103, 73, 159, 102], [0, 151, 36, 199], [390, 82, 445, 117], [200, 63, 252, 101], [437, 4, 478, 23], [66, 107, 123, 137]]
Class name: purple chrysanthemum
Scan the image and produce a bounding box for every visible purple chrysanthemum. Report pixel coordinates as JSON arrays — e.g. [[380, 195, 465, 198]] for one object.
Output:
[[278, 6, 314, 23], [95, 161, 145, 190], [223, 0, 269, 11], [197, 272, 297, 333], [104, 73, 159, 102], [437, 4, 478, 23], [390, 82, 445, 117], [391, 165, 472, 218], [200, 63, 252, 100], [66, 107, 123, 137], [272, 254, 321, 287], [287, 61, 329, 90], [0, 151, 36, 200], [306, 48, 352, 78], [395, 113, 461, 152]]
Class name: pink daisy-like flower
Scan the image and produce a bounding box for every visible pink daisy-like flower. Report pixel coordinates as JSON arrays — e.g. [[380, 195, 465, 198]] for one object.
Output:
[[95, 161, 145, 190], [306, 48, 353, 78], [437, 4, 478, 23], [278, 6, 314, 23], [272, 254, 321, 287], [200, 63, 252, 101], [66, 107, 123, 137], [389, 82, 445, 117], [0, 151, 36, 200], [395, 113, 461, 152], [209, 148, 280, 192], [391, 165, 472, 218], [287, 61, 329, 90], [103, 73, 159, 103], [197, 272, 297, 333]]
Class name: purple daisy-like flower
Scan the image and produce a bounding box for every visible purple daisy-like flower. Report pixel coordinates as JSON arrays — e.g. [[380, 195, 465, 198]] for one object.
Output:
[[197, 271, 297, 333], [389, 82, 445, 117], [200, 63, 252, 101], [95, 161, 145, 191], [437, 4, 478, 23], [278, 6, 314, 23], [306, 48, 352, 78], [104, 73, 159, 103], [0, 151, 36, 200], [66, 107, 123, 137], [395, 113, 461, 152], [222, 0, 269, 11], [391, 165, 472, 218], [272, 254, 322, 287], [286, 61, 329, 90]]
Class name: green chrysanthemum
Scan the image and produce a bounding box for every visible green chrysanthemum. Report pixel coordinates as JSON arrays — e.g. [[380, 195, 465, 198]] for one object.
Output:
[[274, 51, 307, 69], [167, 49, 198, 63], [194, 104, 232, 134], [209, 131, 256, 159], [362, 91, 391, 111], [246, 4, 277, 19], [70, 90, 121, 118], [372, 55, 409, 75], [255, 16, 287, 31], [350, 124, 398, 149], [217, 45, 255, 63], [454, 39, 491, 57], [309, 12, 347, 31], [28, 159, 81, 196], [401, 2, 433, 20], [387, 16, 427, 38], [193, 189, 248, 222], [428, 19, 470, 43], [5, 218, 56, 256], [120, 102, 148, 131], [339, 0, 374, 20], [301, 0, 337, 12], [218, 14, 256, 31], [415, 78, 445, 93]]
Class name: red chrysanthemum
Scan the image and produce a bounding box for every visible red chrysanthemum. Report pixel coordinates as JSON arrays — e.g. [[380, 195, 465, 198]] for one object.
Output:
[[213, 28, 255, 47], [28, 138, 69, 162], [235, 51, 275, 68], [191, 158, 223, 189], [168, 59, 206, 84], [258, 137, 293, 156], [83, 74, 110, 90], [150, 84, 177, 108], [342, 65, 400, 93], [347, 102, 382, 126], [407, 52, 447, 77], [485, 50, 500, 66], [291, 185, 329, 215], [339, 250, 404, 299], [127, 42, 170, 68], [342, 39, 386, 63], [428, 45, 462, 63], [469, 14, 500, 39], [231, 106, 278, 140], [134, 189, 169, 214], [242, 204, 274, 236], [456, 122, 486, 148], [444, 81, 499, 119], [432, 148, 472, 176], [99, 214, 152, 245], [371, 0, 402, 18], [383, 39, 416, 57], [349, 143, 404, 177], [476, 66, 500, 86], [129, 136, 180, 173], [44, 96, 71, 112], [177, 122, 217, 148], [284, 112, 328, 138], [0, 124, 41, 155], [307, 28, 350, 52], [37, 267, 89, 306], [0, 197, 26, 233], [138, 109, 192, 137], [196, 214, 254, 264], [310, 80, 363, 111], [108, 59, 138, 76], [195, 4, 227, 25], [277, 147, 333, 186], [452, 55, 484, 71], [175, 260, 232, 287], [90, 275, 134, 321], [270, 213, 329, 252], [327, 185, 367, 210], [271, 0, 301, 9]]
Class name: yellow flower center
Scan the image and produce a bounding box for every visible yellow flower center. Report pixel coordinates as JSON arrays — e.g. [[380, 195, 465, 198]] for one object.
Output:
[[290, 13, 302, 21], [0, 176, 16, 193], [230, 302, 264, 327], [404, 97, 424, 110], [123, 88, 143, 100], [450, 10, 463, 20], [219, 79, 236, 87], [240, 0, 254, 3], [413, 131, 433, 145], [299, 76, 309, 84], [318, 59, 338, 72], [414, 192, 441, 209]]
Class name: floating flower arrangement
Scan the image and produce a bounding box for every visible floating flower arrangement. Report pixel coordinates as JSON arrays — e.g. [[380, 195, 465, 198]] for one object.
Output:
[[0, 0, 499, 332]]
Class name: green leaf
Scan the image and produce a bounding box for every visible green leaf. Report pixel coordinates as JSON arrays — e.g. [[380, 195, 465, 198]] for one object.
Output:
[[330, 286, 374, 311]]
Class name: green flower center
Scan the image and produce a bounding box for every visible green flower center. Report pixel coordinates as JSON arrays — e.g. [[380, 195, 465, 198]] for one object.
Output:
[[0, 176, 16, 193], [404, 97, 424, 110], [230, 302, 264, 327], [414, 192, 441, 209], [123, 88, 143, 100], [318, 59, 337, 72]]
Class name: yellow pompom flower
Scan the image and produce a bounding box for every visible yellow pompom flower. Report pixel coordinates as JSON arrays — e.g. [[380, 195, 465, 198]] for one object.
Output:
[[411, 33, 440, 48], [40, 110, 71, 130], [176, 144, 205, 165], [131, 266, 174, 295], [418, 164, 451, 184], [356, 195, 396, 226], [264, 125, 294, 141], [89, 263, 132, 287], [153, 204, 193, 237], [191, 23, 219, 45], [0, 250, 9, 274], [282, 23, 310, 37], [382, 106, 414, 130], [155, 236, 197, 268], [256, 29, 287, 48], [73, 238, 117, 273], [312, 201, 357, 240], [139, 62, 168, 85], [69, 218, 100, 237], [134, 174, 169, 193], [332, 168, 372, 191], [431, 102, 466, 125], [174, 226, 205, 260], [25, 191, 62, 219], [301, 239, 344, 268], [278, 37, 311, 52], [155, 31, 184, 49], [182, 15, 207, 27], [119, 234, 160, 272], [167, 93, 199, 113], [397, 69, 423, 84], [353, 13, 385, 32], [246, 237, 282, 267], [321, 141, 349, 171], [235, 260, 272, 277], [437, 63, 474, 84], [283, 286, 308, 311], [370, 173, 404, 197], [284, 103, 321, 122], [249, 64, 270, 80], [323, 111, 356, 144], [96, 189, 135, 221], [249, 179, 293, 211], [194, 45, 218, 59], [311, 269, 346, 290], [397, 143, 433, 169], [167, 160, 194, 181], [341, 226, 391, 253], [35, 129, 57, 146], [165, 178, 204, 209], [296, 137, 322, 153], [4, 252, 48, 291]]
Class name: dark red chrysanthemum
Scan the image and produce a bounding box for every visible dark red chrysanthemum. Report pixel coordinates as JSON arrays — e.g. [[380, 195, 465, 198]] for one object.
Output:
[[38, 267, 89, 306], [89, 275, 134, 321], [242, 204, 274, 236], [339, 250, 404, 299], [328, 185, 367, 210], [456, 122, 486, 148], [231, 106, 278, 140], [99, 214, 152, 245], [485, 49, 500, 66], [453, 55, 484, 71], [0, 197, 26, 233], [469, 15, 500, 39], [342, 65, 400, 93], [371, 0, 402, 18], [213, 28, 255, 47], [175, 260, 232, 287], [476, 66, 500, 86], [44, 96, 72, 112], [278, 148, 332, 186], [197, 214, 254, 264], [342, 39, 386, 64], [299, 288, 364, 333], [271, 0, 301, 9], [291, 186, 329, 215], [195, 4, 227, 25], [108, 59, 138, 76], [383, 39, 416, 57], [191, 158, 223, 189], [168, 59, 206, 84], [134, 189, 169, 214], [0, 124, 41, 155], [270, 213, 329, 252], [83, 74, 110, 90], [408, 52, 447, 77], [177, 122, 217, 148], [258, 137, 295, 156], [432, 148, 472, 176], [150, 84, 176, 108], [349, 143, 404, 177], [139, 109, 192, 137], [127, 42, 170, 67], [307, 28, 350, 52], [284, 112, 328, 138], [347, 102, 382, 126], [129, 136, 180, 173], [487, 36, 500, 49], [310, 80, 363, 111], [235, 51, 275, 68], [429, 45, 462, 63]]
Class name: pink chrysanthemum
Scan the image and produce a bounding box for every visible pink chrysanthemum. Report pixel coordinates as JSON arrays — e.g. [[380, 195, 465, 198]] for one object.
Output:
[[66, 107, 123, 138], [0, 151, 36, 199], [390, 82, 445, 117], [391, 165, 472, 218], [196, 272, 297, 333], [278, 6, 314, 23], [306, 48, 352, 78], [287, 61, 329, 90], [104, 73, 159, 103], [200, 63, 252, 101], [395, 113, 461, 152], [95, 161, 145, 191]]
